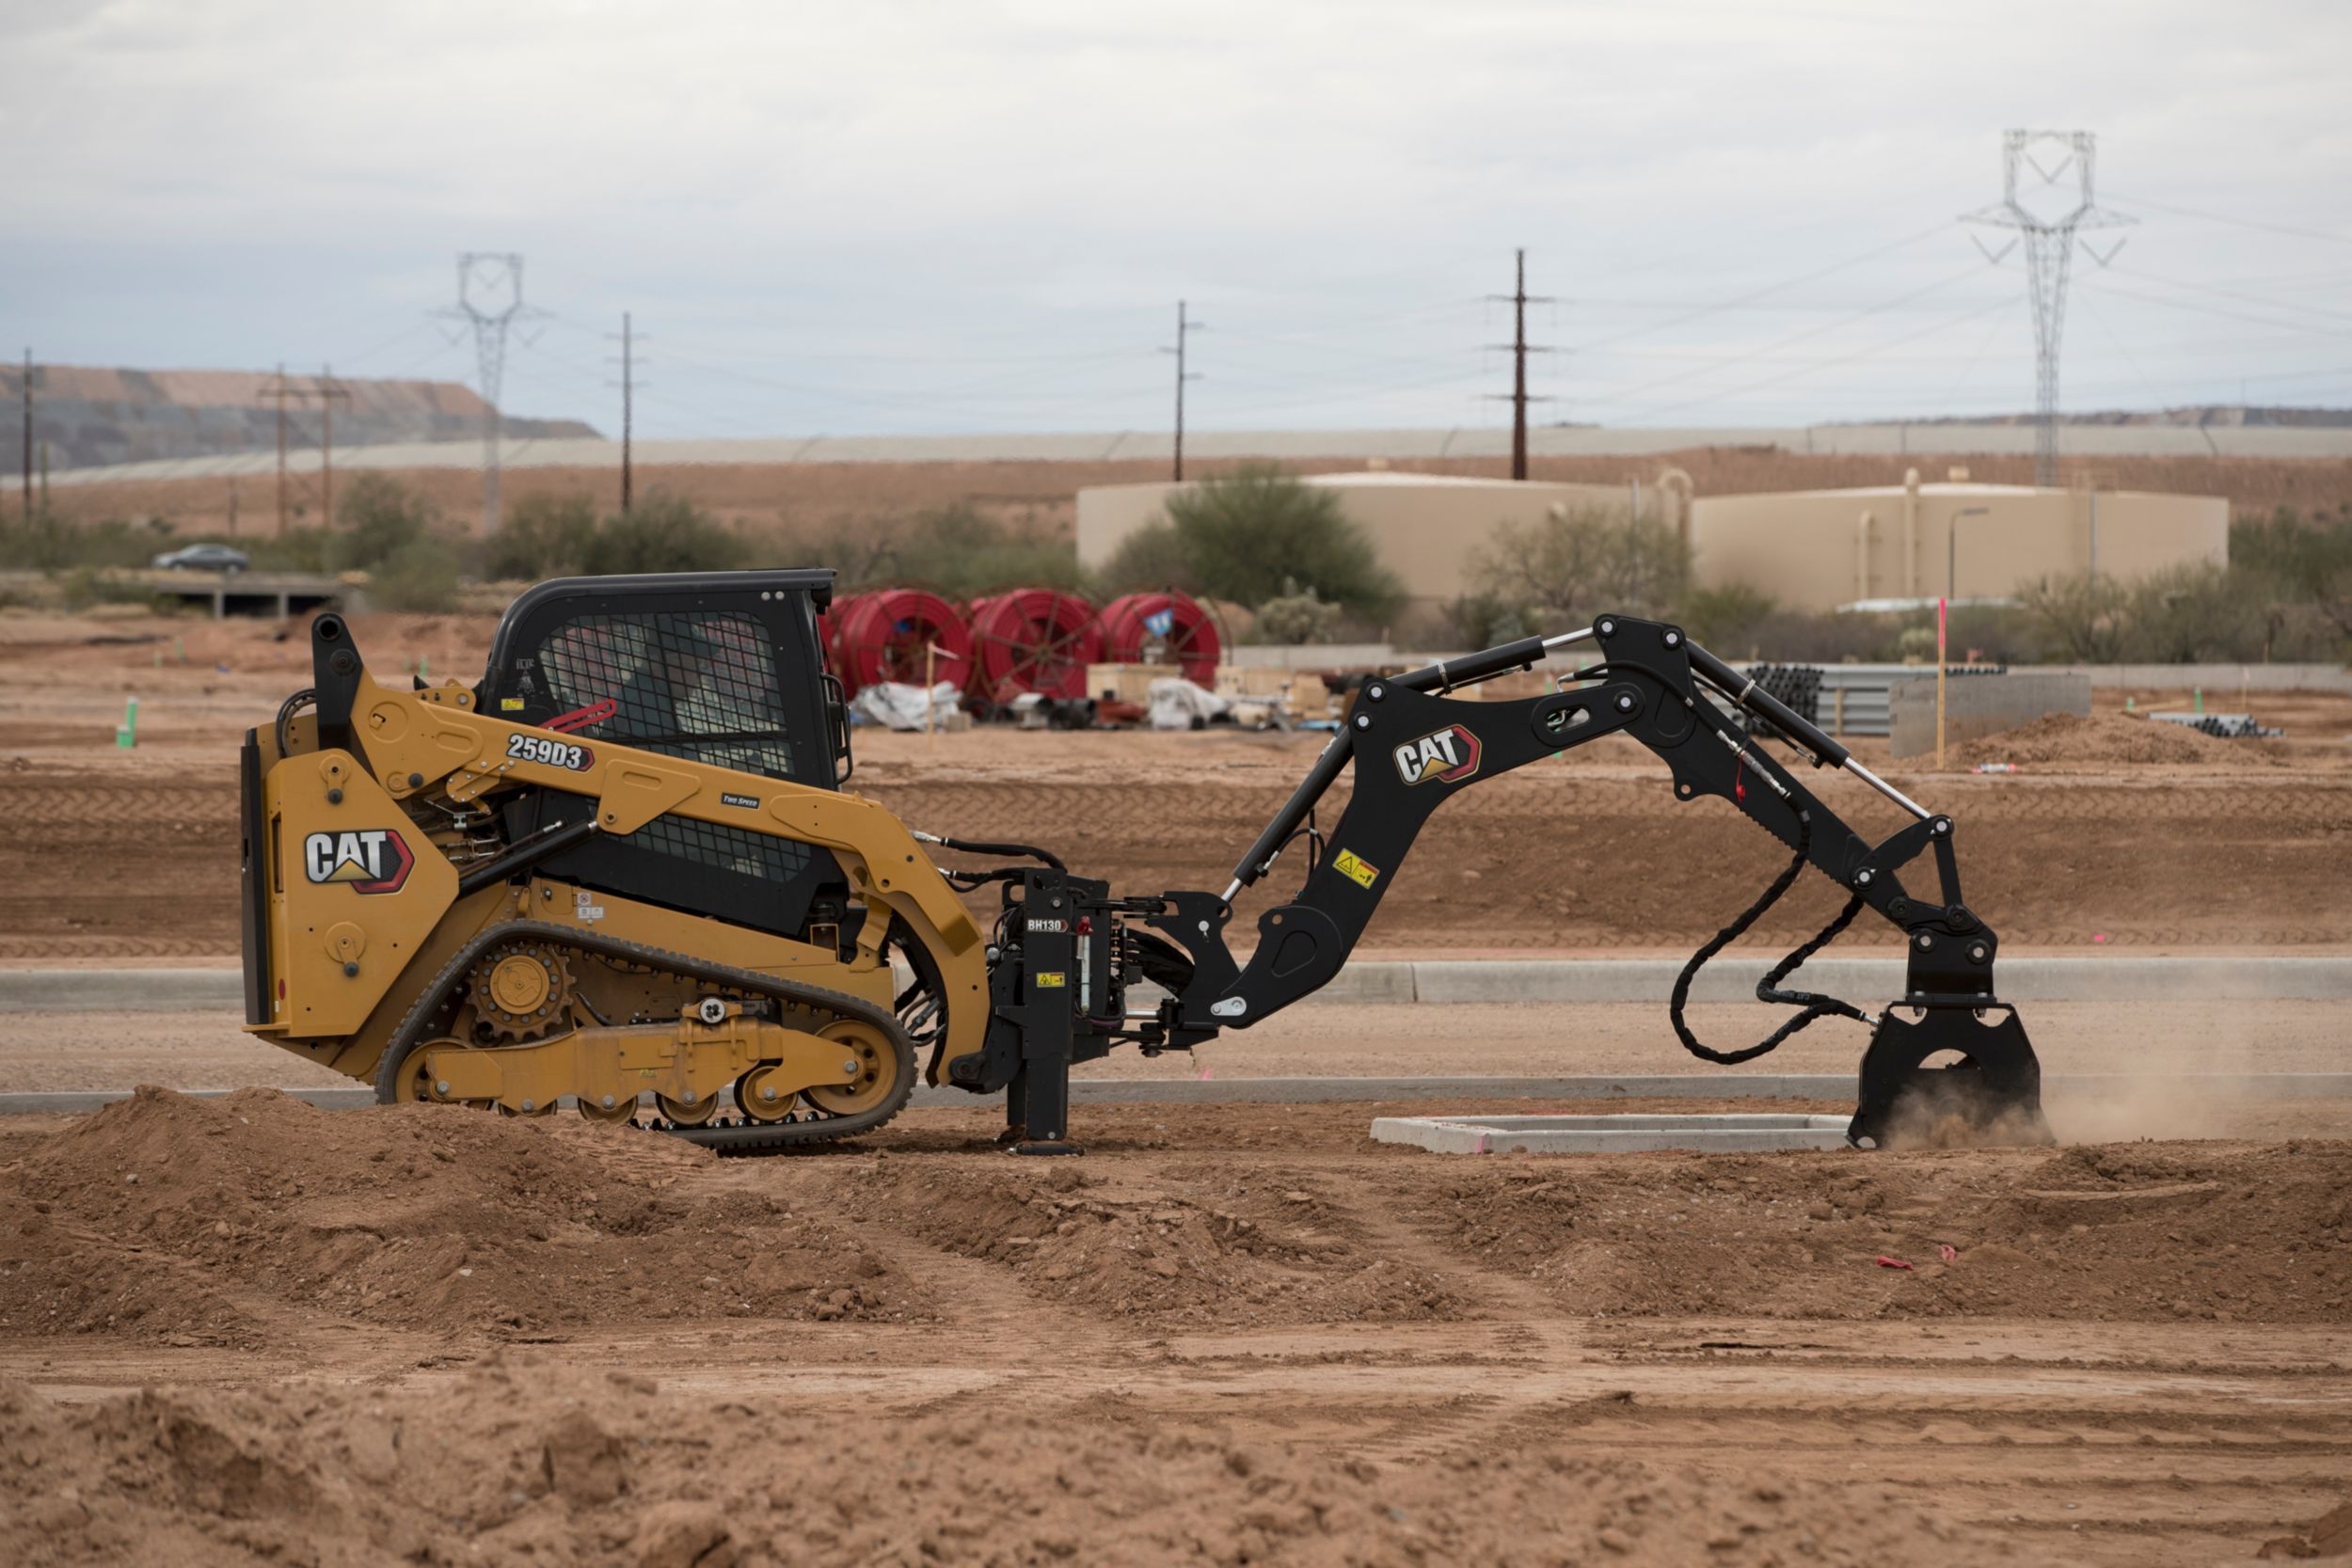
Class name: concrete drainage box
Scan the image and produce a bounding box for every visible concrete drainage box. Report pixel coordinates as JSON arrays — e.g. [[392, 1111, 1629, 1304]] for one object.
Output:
[[1371, 1112, 1853, 1155]]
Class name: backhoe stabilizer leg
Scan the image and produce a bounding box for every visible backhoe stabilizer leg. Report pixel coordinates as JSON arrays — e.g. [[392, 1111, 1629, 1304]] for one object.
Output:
[[1848, 1004, 2051, 1148]]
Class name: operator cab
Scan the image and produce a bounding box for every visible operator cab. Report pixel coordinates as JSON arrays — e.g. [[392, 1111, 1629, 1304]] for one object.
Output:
[[479, 568, 851, 788], [477, 568, 860, 948]]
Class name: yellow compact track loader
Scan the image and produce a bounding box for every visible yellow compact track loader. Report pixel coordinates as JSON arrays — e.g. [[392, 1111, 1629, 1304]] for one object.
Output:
[[244, 569, 2048, 1152]]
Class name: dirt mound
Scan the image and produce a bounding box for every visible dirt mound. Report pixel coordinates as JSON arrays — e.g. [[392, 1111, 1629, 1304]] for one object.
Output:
[[0, 1361, 2061, 1568], [1954, 710, 2283, 768], [2259, 1497, 2352, 1560], [0, 1088, 918, 1345], [842, 1159, 1466, 1324], [1401, 1139, 2352, 1322]]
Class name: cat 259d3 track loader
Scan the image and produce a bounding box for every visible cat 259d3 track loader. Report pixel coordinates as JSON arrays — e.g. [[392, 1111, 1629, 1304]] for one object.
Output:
[[242, 569, 2047, 1153]]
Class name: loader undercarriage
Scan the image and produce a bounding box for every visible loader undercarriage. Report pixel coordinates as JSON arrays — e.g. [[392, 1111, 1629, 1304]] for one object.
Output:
[[379, 922, 921, 1150]]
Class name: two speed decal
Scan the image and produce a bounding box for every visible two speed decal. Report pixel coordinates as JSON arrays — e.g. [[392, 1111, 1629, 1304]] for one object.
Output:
[[505, 734, 594, 770]]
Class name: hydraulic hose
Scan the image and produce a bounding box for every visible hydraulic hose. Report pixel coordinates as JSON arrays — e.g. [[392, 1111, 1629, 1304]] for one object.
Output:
[[1668, 806, 1873, 1066]]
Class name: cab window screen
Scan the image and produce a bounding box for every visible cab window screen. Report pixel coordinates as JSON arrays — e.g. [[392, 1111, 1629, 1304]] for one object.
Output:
[[538, 610, 798, 781]]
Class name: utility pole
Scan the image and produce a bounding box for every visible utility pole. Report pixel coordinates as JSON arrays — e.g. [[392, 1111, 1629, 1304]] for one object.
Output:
[[316, 366, 350, 526], [1963, 131, 2134, 486], [259, 367, 347, 532], [266, 362, 292, 533], [1486, 250, 1554, 481], [452, 253, 529, 533], [19, 349, 32, 523], [1161, 301, 1203, 482], [606, 313, 647, 514]]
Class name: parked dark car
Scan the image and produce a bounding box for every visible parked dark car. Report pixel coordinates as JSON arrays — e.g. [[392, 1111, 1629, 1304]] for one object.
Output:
[[151, 543, 251, 573]]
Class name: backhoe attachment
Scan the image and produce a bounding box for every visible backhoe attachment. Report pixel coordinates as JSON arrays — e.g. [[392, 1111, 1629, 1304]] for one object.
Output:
[[1118, 612, 2053, 1149]]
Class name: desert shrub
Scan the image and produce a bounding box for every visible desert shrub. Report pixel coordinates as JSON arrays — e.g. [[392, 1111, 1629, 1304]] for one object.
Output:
[[1468, 506, 1689, 626], [1094, 521, 1192, 597], [1252, 583, 1344, 644], [0, 513, 167, 572], [246, 528, 331, 574], [331, 473, 439, 573], [485, 493, 599, 580], [790, 503, 1083, 599], [2020, 571, 2130, 663], [2233, 503, 2352, 652], [368, 538, 462, 612], [1677, 584, 1778, 655], [1442, 591, 1531, 649], [1104, 465, 1403, 620], [580, 494, 746, 576]]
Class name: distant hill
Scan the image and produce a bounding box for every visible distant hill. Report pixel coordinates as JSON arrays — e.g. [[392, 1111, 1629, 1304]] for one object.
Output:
[[1872, 405, 2352, 429], [0, 364, 599, 470]]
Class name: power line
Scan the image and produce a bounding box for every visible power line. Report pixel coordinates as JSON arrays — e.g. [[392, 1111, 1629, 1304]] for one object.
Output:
[[1594, 263, 1993, 406], [1611, 296, 2014, 426], [2101, 261, 2352, 325], [2104, 192, 2352, 249], [1564, 221, 1955, 355], [2076, 276, 2352, 339]]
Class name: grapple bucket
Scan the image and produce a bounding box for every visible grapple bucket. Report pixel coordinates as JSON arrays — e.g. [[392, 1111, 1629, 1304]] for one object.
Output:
[[1848, 1003, 2051, 1148]]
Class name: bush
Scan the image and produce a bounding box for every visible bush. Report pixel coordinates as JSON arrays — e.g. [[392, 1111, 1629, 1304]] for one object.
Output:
[[246, 528, 331, 574], [485, 493, 599, 580], [1677, 584, 1778, 656], [0, 513, 167, 572], [1468, 506, 1689, 626], [1252, 583, 1344, 644], [581, 494, 746, 576], [1104, 465, 1404, 620], [1094, 521, 1192, 597], [368, 538, 462, 612], [791, 503, 1084, 600], [331, 472, 438, 573], [1442, 592, 1530, 649]]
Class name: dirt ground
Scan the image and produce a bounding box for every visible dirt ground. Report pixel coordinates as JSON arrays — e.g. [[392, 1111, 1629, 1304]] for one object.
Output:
[[0, 1089, 2346, 1566], [2, 608, 2348, 960], [0, 605, 2347, 1564], [48, 446, 2352, 537]]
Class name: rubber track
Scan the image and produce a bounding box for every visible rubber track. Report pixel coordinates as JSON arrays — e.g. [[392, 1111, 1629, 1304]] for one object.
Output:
[[373, 919, 922, 1152]]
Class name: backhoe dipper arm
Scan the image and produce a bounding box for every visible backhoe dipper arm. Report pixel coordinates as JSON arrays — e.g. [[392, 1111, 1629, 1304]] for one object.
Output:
[[1155, 615, 2009, 1039]]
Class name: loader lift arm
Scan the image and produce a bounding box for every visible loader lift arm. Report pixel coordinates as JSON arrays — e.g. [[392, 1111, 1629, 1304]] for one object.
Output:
[[952, 613, 2044, 1152]]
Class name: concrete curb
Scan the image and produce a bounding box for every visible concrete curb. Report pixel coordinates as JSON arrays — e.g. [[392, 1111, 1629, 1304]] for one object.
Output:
[[1372, 1112, 1855, 1154], [7, 956, 2349, 1015], [4, 1071, 2346, 1118]]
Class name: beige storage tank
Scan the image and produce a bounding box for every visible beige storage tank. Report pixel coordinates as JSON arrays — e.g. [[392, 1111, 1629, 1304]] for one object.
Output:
[[1077, 469, 1679, 614], [1687, 474, 2227, 612]]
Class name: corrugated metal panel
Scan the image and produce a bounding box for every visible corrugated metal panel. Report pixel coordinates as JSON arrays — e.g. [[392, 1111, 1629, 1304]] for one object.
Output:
[[1720, 662, 2006, 737]]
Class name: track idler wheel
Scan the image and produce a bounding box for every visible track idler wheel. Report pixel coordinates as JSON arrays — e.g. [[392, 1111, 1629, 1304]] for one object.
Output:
[[657, 1090, 719, 1127], [1848, 1004, 2051, 1149], [801, 1019, 902, 1117]]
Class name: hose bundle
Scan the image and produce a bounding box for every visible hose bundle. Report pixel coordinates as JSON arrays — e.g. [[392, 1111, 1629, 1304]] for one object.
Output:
[[1668, 804, 1873, 1066]]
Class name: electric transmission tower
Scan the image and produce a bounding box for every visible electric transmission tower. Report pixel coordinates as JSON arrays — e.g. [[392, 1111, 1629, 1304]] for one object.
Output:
[[1963, 131, 2134, 486], [451, 253, 531, 532]]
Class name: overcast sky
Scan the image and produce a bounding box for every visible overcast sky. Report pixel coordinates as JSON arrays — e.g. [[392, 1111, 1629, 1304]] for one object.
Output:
[[4, 0, 2349, 439]]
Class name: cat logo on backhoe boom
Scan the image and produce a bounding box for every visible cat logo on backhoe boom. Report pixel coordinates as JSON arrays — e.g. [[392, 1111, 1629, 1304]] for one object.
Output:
[[1391, 723, 1482, 786]]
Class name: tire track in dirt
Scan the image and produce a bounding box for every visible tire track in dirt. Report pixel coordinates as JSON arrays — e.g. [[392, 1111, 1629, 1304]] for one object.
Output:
[[4, 763, 2345, 958]]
